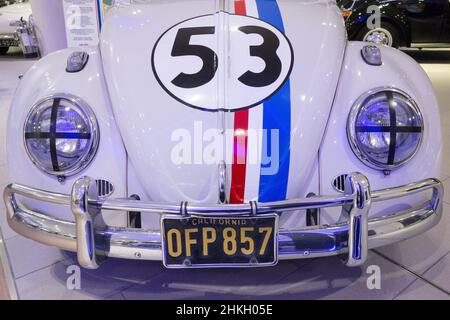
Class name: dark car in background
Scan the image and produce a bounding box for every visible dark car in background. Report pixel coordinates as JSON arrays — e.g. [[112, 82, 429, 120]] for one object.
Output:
[[338, 0, 450, 48], [0, 1, 15, 8]]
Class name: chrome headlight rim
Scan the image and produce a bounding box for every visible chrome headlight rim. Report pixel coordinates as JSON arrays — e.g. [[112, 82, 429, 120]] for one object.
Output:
[[23, 93, 100, 177], [347, 87, 424, 171]]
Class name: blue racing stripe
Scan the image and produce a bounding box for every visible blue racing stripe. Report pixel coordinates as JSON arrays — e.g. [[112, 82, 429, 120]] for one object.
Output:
[[255, 0, 286, 32], [96, 0, 103, 31], [256, 0, 292, 202]]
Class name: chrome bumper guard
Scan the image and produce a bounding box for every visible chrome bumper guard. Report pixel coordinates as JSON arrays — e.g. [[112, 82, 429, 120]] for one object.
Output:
[[3, 173, 443, 269]]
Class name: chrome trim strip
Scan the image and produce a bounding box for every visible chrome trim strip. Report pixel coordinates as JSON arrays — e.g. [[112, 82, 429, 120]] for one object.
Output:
[[3, 175, 443, 269], [218, 161, 227, 204], [8, 177, 439, 214]]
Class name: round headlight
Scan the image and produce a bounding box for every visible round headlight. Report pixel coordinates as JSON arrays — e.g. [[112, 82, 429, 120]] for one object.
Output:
[[347, 88, 423, 171], [24, 94, 99, 177]]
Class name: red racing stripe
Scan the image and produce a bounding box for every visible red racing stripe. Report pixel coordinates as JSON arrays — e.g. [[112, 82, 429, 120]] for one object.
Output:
[[229, 0, 249, 204], [234, 0, 247, 15]]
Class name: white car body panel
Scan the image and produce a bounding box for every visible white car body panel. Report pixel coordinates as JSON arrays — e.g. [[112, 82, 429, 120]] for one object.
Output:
[[101, 0, 346, 212], [7, 48, 127, 227], [319, 41, 442, 224], [6, 0, 442, 233]]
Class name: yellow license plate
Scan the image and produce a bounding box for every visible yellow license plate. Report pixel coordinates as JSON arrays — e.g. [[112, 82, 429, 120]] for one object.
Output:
[[162, 215, 278, 268]]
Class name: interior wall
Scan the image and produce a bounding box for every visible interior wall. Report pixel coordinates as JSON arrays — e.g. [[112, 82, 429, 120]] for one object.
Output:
[[30, 0, 67, 56]]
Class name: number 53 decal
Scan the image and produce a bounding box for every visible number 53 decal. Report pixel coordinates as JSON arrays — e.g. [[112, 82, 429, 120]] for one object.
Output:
[[152, 13, 294, 112]]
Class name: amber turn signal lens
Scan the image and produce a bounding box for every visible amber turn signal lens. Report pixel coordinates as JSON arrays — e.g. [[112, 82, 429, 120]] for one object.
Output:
[[342, 10, 352, 19]]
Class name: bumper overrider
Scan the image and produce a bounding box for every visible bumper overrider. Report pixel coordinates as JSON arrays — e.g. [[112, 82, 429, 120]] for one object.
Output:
[[3, 173, 443, 269]]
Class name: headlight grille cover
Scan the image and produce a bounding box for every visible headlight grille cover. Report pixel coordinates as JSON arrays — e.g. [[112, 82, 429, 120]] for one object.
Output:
[[347, 88, 423, 171], [332, 174, 348, 193], [24, 94, 99, 177]]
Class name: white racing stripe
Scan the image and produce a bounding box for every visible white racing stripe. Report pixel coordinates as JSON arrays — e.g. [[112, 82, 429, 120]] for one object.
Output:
[[243, 0, 264, 202], [244, 0, 258, 17], [244, 104, 264, 201]]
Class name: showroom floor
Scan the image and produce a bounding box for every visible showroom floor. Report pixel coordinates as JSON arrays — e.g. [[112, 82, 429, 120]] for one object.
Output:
[[1, 48, 450, 300]]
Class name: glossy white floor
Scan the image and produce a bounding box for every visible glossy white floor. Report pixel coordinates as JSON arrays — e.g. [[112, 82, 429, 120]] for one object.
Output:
[[1, 48, 450, 300]]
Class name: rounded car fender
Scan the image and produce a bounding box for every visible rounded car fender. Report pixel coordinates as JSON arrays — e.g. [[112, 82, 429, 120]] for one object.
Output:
[[7, 48, 128, 227], [319, 41, 442, 224]]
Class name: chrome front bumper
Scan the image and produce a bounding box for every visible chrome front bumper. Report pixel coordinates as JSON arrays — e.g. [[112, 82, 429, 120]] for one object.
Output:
[[0, 33, 18, 47], [3, 173, 443, 269]]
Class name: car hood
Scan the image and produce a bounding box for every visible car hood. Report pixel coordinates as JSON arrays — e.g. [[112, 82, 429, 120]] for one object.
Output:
[[0, 1, 31, 15], [101, 0, 346, 204], [0, 1, 31, 33]]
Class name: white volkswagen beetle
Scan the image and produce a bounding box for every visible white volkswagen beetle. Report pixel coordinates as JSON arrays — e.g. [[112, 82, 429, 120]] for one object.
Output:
[[0, 0, 31, 54], [4, 0, 443, 270]]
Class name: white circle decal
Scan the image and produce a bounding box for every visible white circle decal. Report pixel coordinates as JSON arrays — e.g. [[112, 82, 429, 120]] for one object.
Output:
[[152, 12, 294, 112]]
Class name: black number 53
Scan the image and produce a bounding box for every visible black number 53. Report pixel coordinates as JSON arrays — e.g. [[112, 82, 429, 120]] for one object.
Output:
[[171, 25, 282, 89]]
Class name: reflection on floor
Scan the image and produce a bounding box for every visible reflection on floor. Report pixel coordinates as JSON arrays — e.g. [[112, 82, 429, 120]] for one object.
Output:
[[0, 261, 10, 300], [0, 48, 450, 300]]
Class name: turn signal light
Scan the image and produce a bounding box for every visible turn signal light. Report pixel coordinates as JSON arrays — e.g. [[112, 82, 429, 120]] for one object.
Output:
[[342, 10, 352, 19]]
